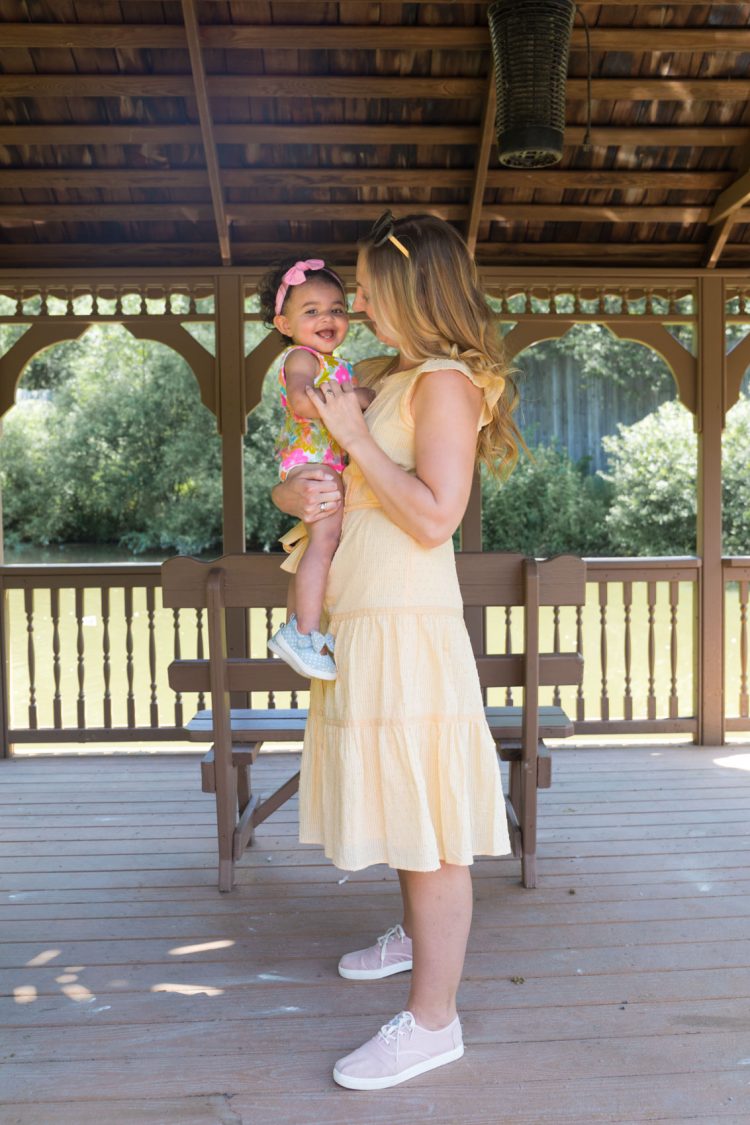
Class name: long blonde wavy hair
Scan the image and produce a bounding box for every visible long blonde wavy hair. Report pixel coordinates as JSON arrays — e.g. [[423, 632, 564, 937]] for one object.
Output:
[[360, 213, 521, 478]]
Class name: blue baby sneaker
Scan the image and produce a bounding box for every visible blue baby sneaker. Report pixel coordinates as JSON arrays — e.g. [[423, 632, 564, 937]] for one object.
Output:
[[268, 614, 337, 681]]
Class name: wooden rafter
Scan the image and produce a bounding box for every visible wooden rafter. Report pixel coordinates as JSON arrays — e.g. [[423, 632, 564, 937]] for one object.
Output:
[[708, 167, 750, 227], [0, 203, 737, 226], [180, 0, 230, 266], [2, 124, 749, 149], [0, 169, 731, 191], [466, 71, 497, 256], [1, 75, 750, 102], [704, 139, 750, 267], [3, 23, 750, 52], [704, 220, 735, 270]]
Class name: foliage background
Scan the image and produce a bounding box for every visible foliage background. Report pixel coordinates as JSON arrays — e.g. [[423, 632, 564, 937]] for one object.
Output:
[[1, 320, 749, 558]]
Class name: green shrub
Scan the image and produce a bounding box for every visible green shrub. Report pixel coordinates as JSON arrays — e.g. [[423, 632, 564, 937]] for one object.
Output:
[[482, 444, 612, 556], [600, 400, 697, 556], [723, 396, 750, 554]]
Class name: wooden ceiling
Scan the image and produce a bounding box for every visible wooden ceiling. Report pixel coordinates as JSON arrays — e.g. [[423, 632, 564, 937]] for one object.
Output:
[[1, 1, 750, 271]]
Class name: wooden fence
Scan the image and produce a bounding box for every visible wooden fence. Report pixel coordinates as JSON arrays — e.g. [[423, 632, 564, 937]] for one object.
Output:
[[1, 557, 748, 751]]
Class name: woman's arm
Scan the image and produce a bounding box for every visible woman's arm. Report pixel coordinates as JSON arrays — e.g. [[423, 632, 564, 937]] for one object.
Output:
[[272, 467, 343, 524], [309, 370, 481, 548]]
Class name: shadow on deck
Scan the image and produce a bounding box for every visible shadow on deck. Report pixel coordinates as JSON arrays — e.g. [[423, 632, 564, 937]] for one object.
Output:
[[1, 745, 750, 1124]]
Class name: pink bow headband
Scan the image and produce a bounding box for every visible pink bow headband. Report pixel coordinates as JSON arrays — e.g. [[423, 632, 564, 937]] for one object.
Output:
[[275, 258, 330, 315]]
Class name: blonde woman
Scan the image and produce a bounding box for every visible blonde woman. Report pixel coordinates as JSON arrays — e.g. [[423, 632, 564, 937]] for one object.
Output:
[[271, 212, 521, 1090]]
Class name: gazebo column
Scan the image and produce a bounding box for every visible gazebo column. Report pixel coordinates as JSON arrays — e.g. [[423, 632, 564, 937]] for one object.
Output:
[[216, 274, 248, 664], [696, 276, 726, 745]]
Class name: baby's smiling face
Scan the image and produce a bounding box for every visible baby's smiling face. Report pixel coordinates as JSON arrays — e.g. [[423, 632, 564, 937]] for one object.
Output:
[[274, 278, 349, 354]]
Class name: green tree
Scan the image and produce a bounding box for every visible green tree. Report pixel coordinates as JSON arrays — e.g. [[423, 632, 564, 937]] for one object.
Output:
[[1, 326, 223, 554]]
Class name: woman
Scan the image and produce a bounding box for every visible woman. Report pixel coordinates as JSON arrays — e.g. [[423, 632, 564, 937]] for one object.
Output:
[[272, 212, 520, 1091]]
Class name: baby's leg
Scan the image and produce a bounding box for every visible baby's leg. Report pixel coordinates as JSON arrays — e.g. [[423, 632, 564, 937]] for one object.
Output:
[[288, 465, 344, 635], [286, 574, 297, 622]]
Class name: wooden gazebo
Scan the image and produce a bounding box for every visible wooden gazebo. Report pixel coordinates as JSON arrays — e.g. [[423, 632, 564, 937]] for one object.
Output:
[[3, 10, 750, 1121], [1, 1, 750, 747]]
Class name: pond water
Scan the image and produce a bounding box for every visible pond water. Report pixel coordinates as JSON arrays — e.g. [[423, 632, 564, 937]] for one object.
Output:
[[4, 543, 199, 565]]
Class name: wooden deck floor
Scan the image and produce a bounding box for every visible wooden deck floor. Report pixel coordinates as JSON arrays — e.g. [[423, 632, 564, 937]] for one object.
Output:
[[2, 745, 750, 1125]]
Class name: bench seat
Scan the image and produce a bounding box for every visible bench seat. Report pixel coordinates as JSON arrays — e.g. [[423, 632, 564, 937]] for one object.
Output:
[[185, 704, 574, 743], [162, 551, 586, 890]]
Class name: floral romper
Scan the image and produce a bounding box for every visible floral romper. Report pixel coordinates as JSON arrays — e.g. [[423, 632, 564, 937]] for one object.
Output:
[[276, 345, 358, 480]]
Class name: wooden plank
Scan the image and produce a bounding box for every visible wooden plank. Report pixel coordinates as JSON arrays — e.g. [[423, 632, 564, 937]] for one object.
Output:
[[4, 23, 750, 52], [1, 123, 747, 149], [0, 75, 749, 102], [0, 1031, 747, 1102], [0, 242, 722, 271], [1, 167, 729, 190], [3, 742, 750, 1125]]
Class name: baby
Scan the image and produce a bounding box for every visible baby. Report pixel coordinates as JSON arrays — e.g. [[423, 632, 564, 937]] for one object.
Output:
[[260, 258, 375, 680]]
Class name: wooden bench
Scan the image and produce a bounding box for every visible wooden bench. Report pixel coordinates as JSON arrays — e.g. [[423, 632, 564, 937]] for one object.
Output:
[[162, 551, 585, 891]]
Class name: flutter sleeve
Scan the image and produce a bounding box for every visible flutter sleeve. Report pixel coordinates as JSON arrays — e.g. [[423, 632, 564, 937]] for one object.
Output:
[[401, 357, 504, 431]]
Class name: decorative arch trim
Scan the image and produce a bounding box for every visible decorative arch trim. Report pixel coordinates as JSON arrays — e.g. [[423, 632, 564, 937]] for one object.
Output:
[[0, 322, 88, 418], [502, 320, 572, 360], [504, 319, 697, 415], [726, 333, 750, 413], [606, 322, 696, 414], [124, 321, 216, 414], [245, 329, 286, 414]]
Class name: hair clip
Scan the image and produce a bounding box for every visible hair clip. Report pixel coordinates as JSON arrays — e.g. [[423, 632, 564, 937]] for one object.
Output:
[[368, 211, 410, 259]]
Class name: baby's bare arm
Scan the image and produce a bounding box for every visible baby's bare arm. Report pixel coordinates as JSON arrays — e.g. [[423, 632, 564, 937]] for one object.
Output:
[[285, 350, 323, 418]]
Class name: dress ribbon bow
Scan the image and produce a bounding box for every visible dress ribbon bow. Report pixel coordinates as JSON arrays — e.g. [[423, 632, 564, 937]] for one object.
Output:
[[275, 258, 326, 315]]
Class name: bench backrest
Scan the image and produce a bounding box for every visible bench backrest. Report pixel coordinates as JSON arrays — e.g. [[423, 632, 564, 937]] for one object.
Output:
[[163, 551, 586, 698]]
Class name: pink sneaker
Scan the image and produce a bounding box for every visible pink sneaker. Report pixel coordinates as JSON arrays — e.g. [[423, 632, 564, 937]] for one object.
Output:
[[333, 1010, 464, 1090], [338, 924, 413, 980]]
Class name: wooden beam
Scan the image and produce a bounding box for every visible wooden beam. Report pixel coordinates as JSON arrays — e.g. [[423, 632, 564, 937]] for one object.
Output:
[[181, 0, 230, 265], [0, 240, 712, 267], [1, 123, 748, 149], [0, 168, 732, 191], [2, 202, 733, 226], [0, 204, 215, 223], [0, 75, 484, 99], [3, 23, 749, 51], [708, 166, 750, 226], [104, 1, 732, 4], [467, 70, 497, 255], [1, 75, 749, 102], [703, 218, 735, 269]]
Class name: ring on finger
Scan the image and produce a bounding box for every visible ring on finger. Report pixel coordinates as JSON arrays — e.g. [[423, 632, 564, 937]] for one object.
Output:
[[320, 501, 328, 511]]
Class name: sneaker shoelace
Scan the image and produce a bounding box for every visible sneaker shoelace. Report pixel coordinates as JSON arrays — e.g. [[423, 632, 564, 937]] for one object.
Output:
[[378, 1011, 416, 1062], [376, 923, 407, 966]]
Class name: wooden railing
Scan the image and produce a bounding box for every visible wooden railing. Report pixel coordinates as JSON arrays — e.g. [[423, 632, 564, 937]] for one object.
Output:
[[1, 556, 749, 752], [725, 558, 750, 732]]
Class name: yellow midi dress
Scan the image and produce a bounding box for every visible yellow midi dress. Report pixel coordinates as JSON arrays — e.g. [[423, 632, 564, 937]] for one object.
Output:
[[298, 358, 511, 872]]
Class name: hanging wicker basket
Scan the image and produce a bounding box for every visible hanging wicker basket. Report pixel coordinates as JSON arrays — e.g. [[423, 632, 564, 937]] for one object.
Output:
[[488, 0, 576, 169]]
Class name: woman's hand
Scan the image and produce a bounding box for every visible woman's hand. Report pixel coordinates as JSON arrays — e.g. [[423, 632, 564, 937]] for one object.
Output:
[[306, 381, 371, 452], [271, 468, 343, 523]]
